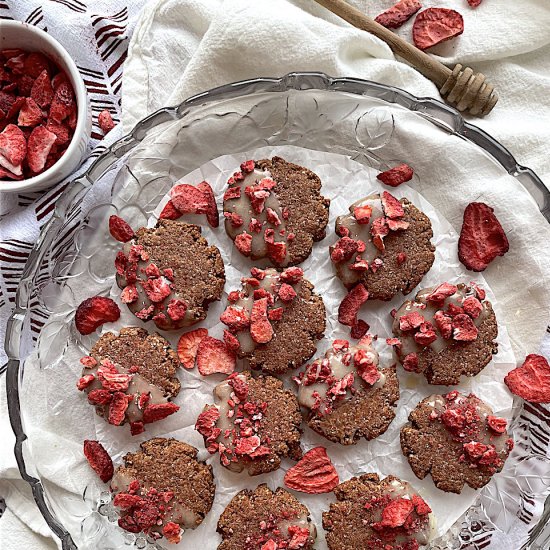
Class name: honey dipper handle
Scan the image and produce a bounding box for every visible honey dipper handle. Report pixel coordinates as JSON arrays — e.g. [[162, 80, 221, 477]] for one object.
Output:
[[314, 0, 452, 86]]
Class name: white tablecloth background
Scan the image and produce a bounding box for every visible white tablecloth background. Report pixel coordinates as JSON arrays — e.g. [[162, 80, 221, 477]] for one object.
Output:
[[1, 0, 550, 548]]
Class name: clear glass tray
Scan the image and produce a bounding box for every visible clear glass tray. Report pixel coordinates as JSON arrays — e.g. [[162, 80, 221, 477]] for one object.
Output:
[[5, 72, 550, 550]]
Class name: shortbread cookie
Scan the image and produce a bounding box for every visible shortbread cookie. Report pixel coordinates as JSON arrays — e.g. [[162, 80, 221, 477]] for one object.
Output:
[[331, 191, 434, 301], [217, 484, 316, 550], [115, 219, 225, 330], [401, 391, 514, 493], [220, 266, 325, 375], [390, 281, 498, 385], [322, 473, 433, 550], [77, 327, 180, 434], [223, 156, 330, 266], [196, 372, 302, 476], [295, 336, 399, 445], [110, 438, 215, 544]]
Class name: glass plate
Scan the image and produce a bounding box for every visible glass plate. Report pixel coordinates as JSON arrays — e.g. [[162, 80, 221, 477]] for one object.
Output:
[[6, 72, 550, 550]]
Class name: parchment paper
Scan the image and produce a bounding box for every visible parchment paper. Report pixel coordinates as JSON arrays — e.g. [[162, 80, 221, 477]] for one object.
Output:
[[94, 145, 516, 548]]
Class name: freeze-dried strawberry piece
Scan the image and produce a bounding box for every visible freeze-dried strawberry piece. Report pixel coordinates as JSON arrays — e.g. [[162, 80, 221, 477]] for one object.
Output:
[[17, 75, 35, 97], [403, 352, 420, 372], [372, 497, 414, 530], [267, 240, 287, 264], [425, 282, 457, 303], [75, 296, 120, 335], [353, 204, 372, 224], [433, 310, 452, 339], [197, 180, 219, 228], [278, 283, 297, 303], [250, 297, 274, 344], [24, 52, 50, 78], [350, 319, 369, 339], [166, 299, 187, 321], [109, 215, 134, 242], [398, 311, 424, 331], [487, 415, 507, 434], [196, 406, 221, 438], [338, 284, 369, 326], [331, 236, 359, 263], [113, 493, 144, 509], [223, 329, 241, 352], [142, 402, 179, 424], [76, 374, 95, 390], [458, 202, 509, 272], [288, 525, 310, 549], [377, 163, 414, 187], [387, 219, 409, 231], [170, 183, 210, 214], [197, 336, 236, 376], [235, 232, 252, 256], [141, 277, 172, 303], [98, 109, 115, 134], [27, 125, 56, 173], [504, 354, 550, 403], [45, 119, 70, 145], [5, 54, 25, 74], [284, 447, 339, 494], [223, 186, 241, 201], [462, 296, 482, 319], [371, 217, 389, 251], [266, 207, 282, 227], [470, 282, 486, 301], [80, 355, 98, 368], [51, 71, 69, 90], [268, 307, 284, 321], [18, 97, 43, 127], [452, 313, 478, 341], [83, 440, 113, 482], [467, 0, 482, 6], [159, 200, 181, 220], [130, 422, 145, 436], [280, 266, 303, 283], [414, 324, 437, 346], [0, 91, 16, 114], [413, 8, 464, 50], [177, 328, 208, 368], [411, 494, 431, 515], [0, 124, 26, 175], [163, 522, 181, 544], [108, 392, 129, 425], [49, 82, 74, 122], [31, 70, 54, 108], [5, 96, 25, 121], [381, 191, 404, 219], [375, 0, 422, 29], [87, 389, 113, 405], [221, 306, 250, 331]]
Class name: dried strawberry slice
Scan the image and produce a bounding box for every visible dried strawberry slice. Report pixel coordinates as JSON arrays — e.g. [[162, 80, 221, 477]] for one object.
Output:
[[30, 70, 54, 108], [413, 8, 464, 50], [170, 183, 210, 214], [108, 391, 129, 425], [375, 0, 422, 29], [0, 124, 26, 175], [83, 440, 113, 482], [338, 284, 369, 327], [376, 163, 414, 187], [109, 215, 134, 242], [98, 109, 115, 134], [196, 336, 236, 376], [27, 125, 56, 173], [197, 180, 219, 228], [75, 296, 121, 335], [284, 447, 339, 494], [177, 328, 208, 369], [18, 97, 44, 127], [142, 402, 180, 424], [458, 202, 509, 272], [250, 297, 274, 344], [504, 354, 550, 403], [159, 200, 182, 220]]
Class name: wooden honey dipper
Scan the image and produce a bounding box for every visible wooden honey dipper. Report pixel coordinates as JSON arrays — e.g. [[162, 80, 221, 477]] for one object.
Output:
[[313, 0, 498, 116]]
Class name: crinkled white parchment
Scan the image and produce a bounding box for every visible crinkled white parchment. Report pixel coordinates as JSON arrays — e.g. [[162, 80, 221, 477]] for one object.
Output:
[[94, 145, 516, 548]]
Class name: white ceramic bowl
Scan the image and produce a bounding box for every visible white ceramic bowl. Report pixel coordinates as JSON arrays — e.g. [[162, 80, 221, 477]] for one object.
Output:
[[0, 21, 91, 193]]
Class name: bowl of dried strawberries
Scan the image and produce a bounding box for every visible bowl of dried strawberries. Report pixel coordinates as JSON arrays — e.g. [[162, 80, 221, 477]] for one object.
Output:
[[0, 21, 91, 193]]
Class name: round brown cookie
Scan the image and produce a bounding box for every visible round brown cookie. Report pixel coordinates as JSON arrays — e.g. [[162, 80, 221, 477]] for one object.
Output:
[[330, 191, 435, 301], [220, 266, 325, 375], [400, 391, 514, 494], [196, 371, 302, 476], [389, 281, 498, 385], [217, 484, 316, 550], [322, 473, 433, 550], [110, 438, 215, 544], [77, 327, 181, 434], [115, 219, 225, 330], [295, 336, 399, 445], [223, 156, 330, 267]]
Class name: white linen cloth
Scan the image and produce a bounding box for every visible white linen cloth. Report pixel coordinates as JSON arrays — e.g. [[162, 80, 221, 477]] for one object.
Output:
[[2, 0, 550, 548]]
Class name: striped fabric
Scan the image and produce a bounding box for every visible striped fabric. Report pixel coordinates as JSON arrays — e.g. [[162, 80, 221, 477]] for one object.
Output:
[[0, 0, 148, 368]]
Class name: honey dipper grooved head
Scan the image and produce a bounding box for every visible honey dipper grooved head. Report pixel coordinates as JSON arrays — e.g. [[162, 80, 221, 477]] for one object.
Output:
[[440, 64, 498, 116]]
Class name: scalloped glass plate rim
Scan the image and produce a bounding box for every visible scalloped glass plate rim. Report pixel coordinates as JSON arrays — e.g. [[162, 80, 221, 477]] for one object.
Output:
[[5, 71, 550, 550]]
